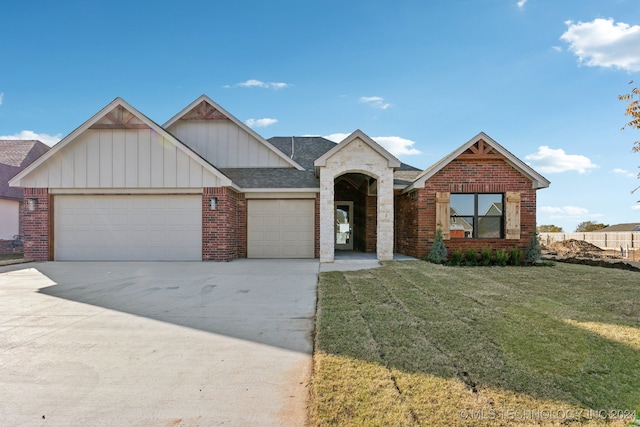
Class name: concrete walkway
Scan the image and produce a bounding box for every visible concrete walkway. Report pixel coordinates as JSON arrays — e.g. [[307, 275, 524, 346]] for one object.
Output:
[[0, 260, 318, 426], [319, 251, 418, 272]]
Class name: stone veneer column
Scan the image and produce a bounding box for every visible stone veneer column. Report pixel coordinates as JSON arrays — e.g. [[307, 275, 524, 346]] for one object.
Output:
[[319, 168, 335, 262], [377, 169, 394, 261]]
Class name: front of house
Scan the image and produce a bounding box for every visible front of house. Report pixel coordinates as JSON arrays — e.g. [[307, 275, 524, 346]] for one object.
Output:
[[9, 95, 549, 262]]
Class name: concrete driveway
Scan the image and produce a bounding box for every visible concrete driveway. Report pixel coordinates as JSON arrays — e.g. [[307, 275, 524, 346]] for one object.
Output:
[[0, 260, 318, 426]]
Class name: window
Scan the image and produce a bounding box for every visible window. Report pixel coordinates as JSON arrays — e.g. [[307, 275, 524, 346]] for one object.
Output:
[[450, 193, 503, 239]]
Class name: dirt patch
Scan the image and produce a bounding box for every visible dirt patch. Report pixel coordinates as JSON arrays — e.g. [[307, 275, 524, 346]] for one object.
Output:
[[542, 239, 605, 258], [541, 239, 640, 272]]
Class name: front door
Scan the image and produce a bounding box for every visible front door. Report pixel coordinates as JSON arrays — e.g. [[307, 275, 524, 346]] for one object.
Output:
[[335, 201, 353, 250]]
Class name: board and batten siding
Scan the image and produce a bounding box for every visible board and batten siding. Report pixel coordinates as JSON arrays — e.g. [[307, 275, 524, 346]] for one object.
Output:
[[168, 120, 291, 168], [18, 129, 224, 189]]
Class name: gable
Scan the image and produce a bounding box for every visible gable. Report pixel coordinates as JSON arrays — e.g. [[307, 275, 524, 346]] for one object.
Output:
[[407, 132, 550, 192], [314, 130, 401, 173], [10, 99, 232, 189], [165, 96, 303, 169]]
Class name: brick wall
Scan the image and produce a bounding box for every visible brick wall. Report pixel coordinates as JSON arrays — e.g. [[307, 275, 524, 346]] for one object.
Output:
[[364, 195, 377, 252], [22, 188, 50, 261], [202, 187, 246, 261], [396, 158, 537, 259]]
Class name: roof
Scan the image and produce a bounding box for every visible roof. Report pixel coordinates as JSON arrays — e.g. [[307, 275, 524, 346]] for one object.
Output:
[[0, 140, 50, 200], [220, 168, 319, 189], [9, 98, 233, 189], [600, 223, 640, 232], [268, 136, 337, 170], [405, 132, 550, 192]]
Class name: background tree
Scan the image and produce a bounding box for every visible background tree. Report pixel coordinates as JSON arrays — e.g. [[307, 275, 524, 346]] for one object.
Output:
[[618, 81, 640, 196], [537, 224, 563, 232], [575, 221, 608, 232]]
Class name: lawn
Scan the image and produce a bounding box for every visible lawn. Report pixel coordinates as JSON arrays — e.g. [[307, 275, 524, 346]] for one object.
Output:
[[310, 261, 640, 426]]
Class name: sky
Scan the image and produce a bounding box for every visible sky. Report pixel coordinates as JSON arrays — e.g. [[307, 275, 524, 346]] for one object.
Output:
[[1, 0, 639, 232]]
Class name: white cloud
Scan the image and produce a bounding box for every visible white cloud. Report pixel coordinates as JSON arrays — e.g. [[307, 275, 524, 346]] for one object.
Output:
[[324, 133, 420, 156], [525, 146, 598, 174], [359, 96, 391, 110], [0, 130, 62, 146], [612, 168, 637, 178], [540, 206, 589, 216], [245, 118, 278, 128], [226, 79, 290, 89], [551, 45, 562, 52], [560, 18, 640, 72], [517, 0, 527, 9], [631, 204, 640, 210], [0, 92, 3, 106]]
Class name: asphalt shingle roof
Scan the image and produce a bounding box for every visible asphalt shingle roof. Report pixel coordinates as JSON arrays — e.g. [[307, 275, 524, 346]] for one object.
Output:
[[220, 168, 319, 188], [0, 140, 50, 199]]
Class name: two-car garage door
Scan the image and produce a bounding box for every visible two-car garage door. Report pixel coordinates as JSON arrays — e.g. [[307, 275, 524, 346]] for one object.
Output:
[[54, 195, 201, 261]]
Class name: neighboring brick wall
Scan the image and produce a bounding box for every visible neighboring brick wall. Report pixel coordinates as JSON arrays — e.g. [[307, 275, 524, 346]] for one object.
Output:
[[396, 158, 537, 259], [22, 188, 50, 261], [0, 239, 20, 255], [202, 187, 246, 261]]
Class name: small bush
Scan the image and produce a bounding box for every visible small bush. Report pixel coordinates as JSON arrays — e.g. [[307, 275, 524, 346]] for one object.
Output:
[[524, 231, 542, 264], [427, 228, 448, 264], [450, 249, 464, 266], [481, 247, 492, 266], [464, 248, 478, 266], [509, 248, 523, 266], [494, 249, 509, 266]]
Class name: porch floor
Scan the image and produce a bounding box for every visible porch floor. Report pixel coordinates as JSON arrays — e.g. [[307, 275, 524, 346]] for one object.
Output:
[[320, 251, 418, 272]]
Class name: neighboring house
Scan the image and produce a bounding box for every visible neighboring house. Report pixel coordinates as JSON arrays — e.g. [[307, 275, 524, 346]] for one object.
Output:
[[0, 140, 50, 252], [600, 223, 640, 232], [9, 96, 550, 262]]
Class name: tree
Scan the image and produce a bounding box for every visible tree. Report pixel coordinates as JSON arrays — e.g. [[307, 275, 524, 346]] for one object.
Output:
[[575, 221, 608, 232], [618, 81, 640, 196], [537, 224, 563, 233]]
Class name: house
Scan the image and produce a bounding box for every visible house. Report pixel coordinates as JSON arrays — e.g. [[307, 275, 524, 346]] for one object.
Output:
[[0, 140, 50, 253], [600, 223, 640, 232], [9, 95, 550, 262]]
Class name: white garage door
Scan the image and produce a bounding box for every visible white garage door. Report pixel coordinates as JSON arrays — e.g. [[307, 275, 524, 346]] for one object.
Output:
[[248, 199, 315, 258], [54, 195, 201, 261]]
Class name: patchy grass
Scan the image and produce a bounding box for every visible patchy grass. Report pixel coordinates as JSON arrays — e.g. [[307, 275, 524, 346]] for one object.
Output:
[[0, 253, 23, 261], [310, 261, 640, 426]]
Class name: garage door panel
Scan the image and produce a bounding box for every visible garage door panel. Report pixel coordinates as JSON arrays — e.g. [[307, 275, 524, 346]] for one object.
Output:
[[55, 195, 201, 261], [248, 199, 314, 259]]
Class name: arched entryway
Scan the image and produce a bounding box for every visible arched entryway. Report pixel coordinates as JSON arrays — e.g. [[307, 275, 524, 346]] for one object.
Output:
[[314, 130, 400, 263], [334, 173, 377, 254]]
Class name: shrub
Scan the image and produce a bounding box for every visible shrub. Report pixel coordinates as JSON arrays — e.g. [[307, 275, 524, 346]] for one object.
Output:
[[494, 249, 509, 266], [509, 248, 523, 266], [464, 248, 478, 266], [427, 228, 448, 264], [450, 249, 464, 266], [481, 247, 492, 266], [524, 231, 542, 264]]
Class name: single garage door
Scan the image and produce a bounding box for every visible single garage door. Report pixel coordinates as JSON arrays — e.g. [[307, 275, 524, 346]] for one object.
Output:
[[54, 194, 201, 261], [248, 199, 315, 258]]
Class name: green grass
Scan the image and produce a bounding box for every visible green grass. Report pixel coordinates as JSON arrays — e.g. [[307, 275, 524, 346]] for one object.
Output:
[[310, 261, 640, 426]]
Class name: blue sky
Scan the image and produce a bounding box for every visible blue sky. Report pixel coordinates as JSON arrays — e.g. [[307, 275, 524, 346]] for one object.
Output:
[[1, 0, 639, 231]]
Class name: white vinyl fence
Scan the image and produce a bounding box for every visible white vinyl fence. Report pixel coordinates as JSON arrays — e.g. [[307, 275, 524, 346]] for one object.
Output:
[[538, 232, 640, 250]]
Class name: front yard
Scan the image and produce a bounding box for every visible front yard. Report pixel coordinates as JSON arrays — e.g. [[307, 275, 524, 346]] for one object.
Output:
[[310, 261, 640, 426]]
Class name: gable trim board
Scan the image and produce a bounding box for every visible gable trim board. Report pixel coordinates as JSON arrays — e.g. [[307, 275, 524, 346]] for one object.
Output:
[[10, 96, 549, 262]]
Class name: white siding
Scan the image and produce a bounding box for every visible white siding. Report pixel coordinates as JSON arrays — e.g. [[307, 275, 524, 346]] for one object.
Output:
[[18, 129, 223, 189], [168, 120, 291, 168]]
